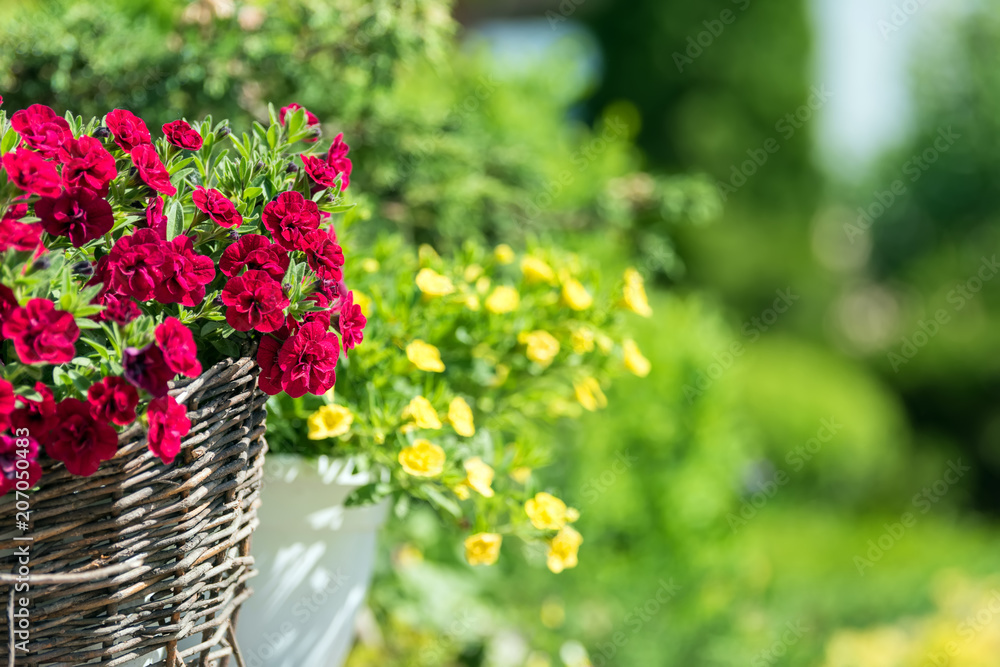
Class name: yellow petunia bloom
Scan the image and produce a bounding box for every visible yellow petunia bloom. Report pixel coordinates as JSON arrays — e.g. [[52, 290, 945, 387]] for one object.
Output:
[[403, 396, 442, 430], [561, 279, 593, 311], [623, 339, 651, 377], [475, 276, 491, 294], [464, 294, 481, 311], [448, 397, 476, 437], [511, 467, 532, 484], [570, 326, 595, 354], [415, 267, 455, 296], [406, 340, 445, 372], [464, 532, 502, 566], [573, 377, 607, 412], [622, 268, 653, 317], [464, 264, 484, 282], [361, 258, 380, 273], [525, 492, 568, 530], [398, 439, 445, 477], [307, 404, 354, 440], [546, 526, 583, 573], [521, 256, 556, 284], [353, 291, 373, 317], [485, 286, 520, 314], [494, 244, 515, 265], [463, 457, 495, 497], [518, 330, 560, 367]]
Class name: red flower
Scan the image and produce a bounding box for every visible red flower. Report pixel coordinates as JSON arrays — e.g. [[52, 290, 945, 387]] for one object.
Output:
[[155, 317, 202, 378], [11, 383, 57, 439], [0, 434, 43, 496], [193, 186, 242, 228], [279, 103, 320, 127], [1, 149, 62, 198], [106, 109, 152, 153], [61, 136, 117, 194], [221, 269, 289, 333], [0, 379, 14, 432], [0, 204, 43, 253], [131, 144, 177, 196], [147, 395, 191, 465], [219, 234, 289, 281], [11, 105, 73, 159], [257, 321, 340, 398], [261, 191, 320, 251], [35, 188, 114, 247], [339, 290, 367, 351], [2, 299, 79, 365], [327, 132, 350, 161], [301, 154, 350, 191], [44, 398, 119, 476], [301, 229, 345, 281], [162, 120, 203, 151], [87, 376, 139, 426], [107, 229, 167, 301], [144, 196, 168, 240], [122, 344, 175, 398], [99, 292, 142, 325], [154, 235, 215, 306]]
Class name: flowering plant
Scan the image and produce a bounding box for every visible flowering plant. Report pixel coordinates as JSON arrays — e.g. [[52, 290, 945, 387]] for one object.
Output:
[[268, 228, 653, 573], [0, 99, 362, 491]]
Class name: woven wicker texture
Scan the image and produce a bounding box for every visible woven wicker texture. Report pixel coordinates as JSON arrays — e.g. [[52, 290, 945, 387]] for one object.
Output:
[[0, 356, 268, 666]]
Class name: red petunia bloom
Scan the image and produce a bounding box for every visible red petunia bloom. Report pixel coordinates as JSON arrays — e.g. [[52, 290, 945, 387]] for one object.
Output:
[[162, 120, 203, 151], [87, 376, 139, 426], [301, 154, 350, 192], [147, 395, 191, 465], [301, 229, 345, 281], [107, 229, 167, 301], [221, 269, 289, 333], [0, 434, 43, 496], [106, 109, 152, 153], [61, 136, 117, 194], [131, 144, 177, 196], [257, 321, 340, 398], [99, 292, 142, 325], [144, 196, 168, 239], [122, 344, 175, 398], [193, 186, 242, 228], [0, 204, 43, 254], [2, 299, 79, 365], [35, 188, 115, 247], [11, 382, 57, 440], [219, 234, 289, 281], [44, 398, 119, 476], [327, 132, 350, 161], [279, 103, 320, 127], [338, 290, 367, 351], [0, 379, 14, 433], [155, 317, 202, 378], [154, 235, 215, 306], [11, 105, 73, 159], [1, 149, 62, 198], [261, 191, 320, 251]]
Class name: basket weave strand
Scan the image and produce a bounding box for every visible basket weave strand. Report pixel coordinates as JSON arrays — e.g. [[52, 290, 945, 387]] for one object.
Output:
[[0, 356, 268, 666]]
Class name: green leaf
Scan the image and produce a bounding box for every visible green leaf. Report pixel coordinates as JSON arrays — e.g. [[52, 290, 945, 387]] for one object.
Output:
[[75, 318, 104, 330], [166, 200, 184, 240], [0, 128, 18, 155], [423, 486, 462, 519], [243, 186, 263, 201]]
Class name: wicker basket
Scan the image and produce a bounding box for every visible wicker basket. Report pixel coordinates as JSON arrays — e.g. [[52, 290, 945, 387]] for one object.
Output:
[[0, 356, 268, 666]]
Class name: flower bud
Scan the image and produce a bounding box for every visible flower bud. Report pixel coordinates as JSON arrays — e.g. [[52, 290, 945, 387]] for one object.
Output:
[[72, 261, 95, 277], [92, 126, 111, 139], [216, 126, 231, 138], [285, 162, 299, 174], [282, 283, 291, 296], [31, 257, 50, 271], [255, 160, 265, 171], [228, 230, 239, 241], [213, 295, 225, 307]]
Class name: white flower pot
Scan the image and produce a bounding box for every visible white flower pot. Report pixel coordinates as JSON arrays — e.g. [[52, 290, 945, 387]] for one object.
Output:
[[235, 455, 391, 667]]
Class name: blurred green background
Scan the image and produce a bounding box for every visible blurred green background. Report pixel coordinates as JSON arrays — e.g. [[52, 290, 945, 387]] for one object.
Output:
[[3, 0, 1000, 664]]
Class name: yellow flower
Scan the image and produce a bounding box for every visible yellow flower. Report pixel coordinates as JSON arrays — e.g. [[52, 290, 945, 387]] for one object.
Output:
[[307, 404, 354, 440], [570, 326, 595, 354], [398, 439, 445, 477], [521, 256, 556, 284], [353, 291, 373, 317], [566, 507, 580, 523], [518, 330, 560, 367], [485, 286, 520, 314], [453, 484, 471, 500], [491, 363, 510, 387], [494, 244, 515, 264], [525, 492, 568, 530], [464, 294, 481, 311], [546, 526, 583, 573], [464, 264, 484, 282], [573, 377, 607, 412], [464, 532, 502, 566], [448, 397, 476, 437], [561, 279, 593, 310], [418, 243, 440, 263], [463, 457, 495, 497], [403, 396, 442, 430], [511, 467, 532, 484], [415, 267, 455, 296], [475, 276, 491, 294], [623, 339, 651, 377], [361, 258, 380, 273], [406, 340, 445, 372], [623, 268, 652, 317]]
